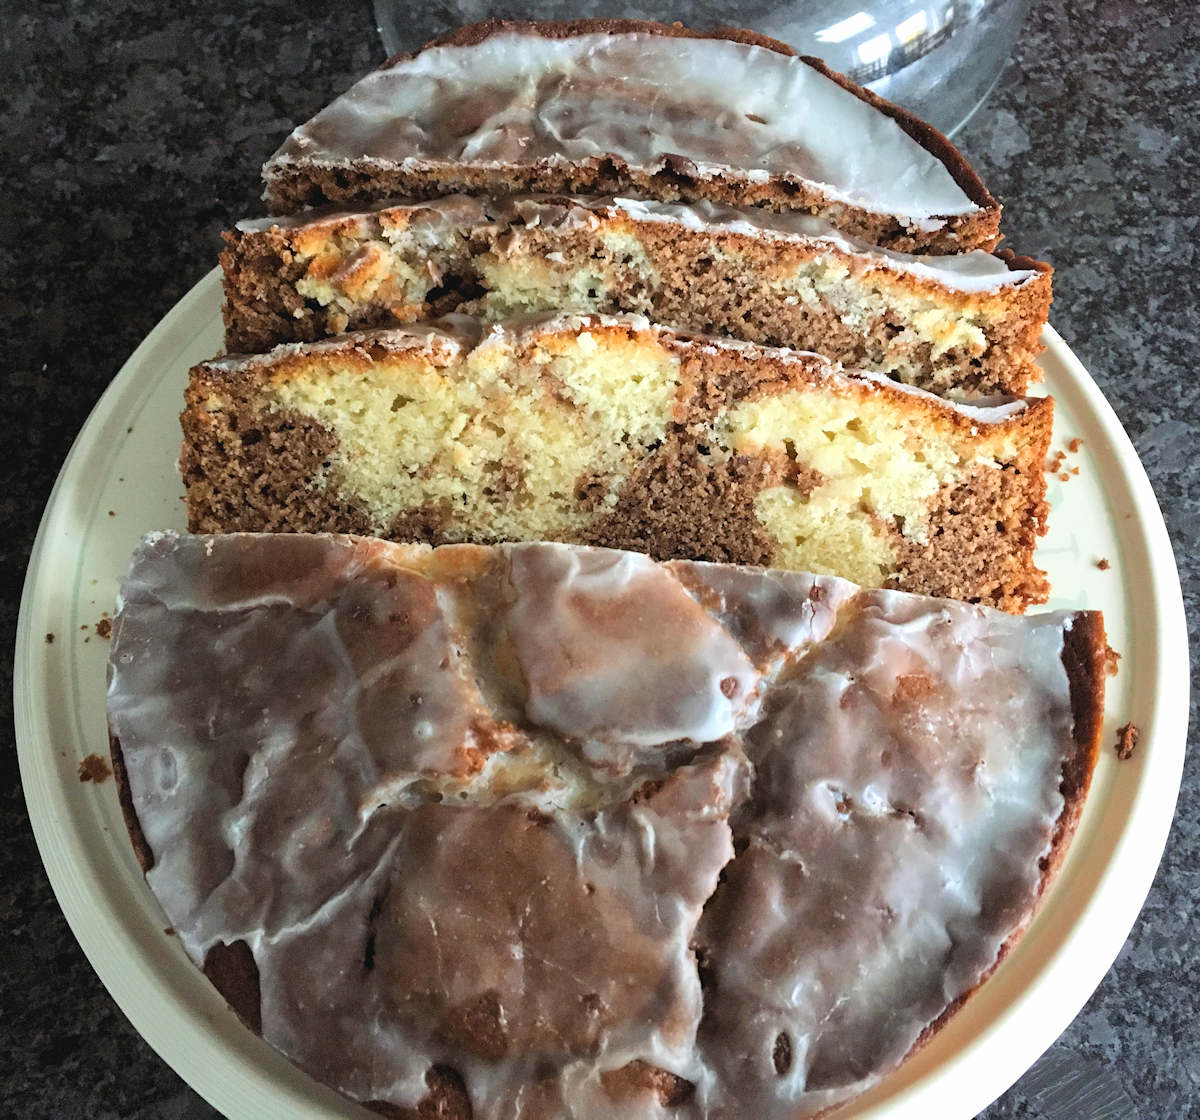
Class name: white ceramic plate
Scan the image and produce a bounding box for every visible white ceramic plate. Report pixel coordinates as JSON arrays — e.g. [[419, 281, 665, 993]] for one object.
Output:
[[14, 269, 1189, 1119]]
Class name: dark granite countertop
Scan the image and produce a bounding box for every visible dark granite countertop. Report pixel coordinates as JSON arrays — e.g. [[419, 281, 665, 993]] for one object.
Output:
[[2, 1, 1196, 1117]]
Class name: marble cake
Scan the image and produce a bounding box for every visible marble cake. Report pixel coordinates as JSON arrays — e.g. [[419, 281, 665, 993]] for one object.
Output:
[[222, 194, 1051, 398], [107, 532, 1107, 1120], [181, 313, 1053, 611]]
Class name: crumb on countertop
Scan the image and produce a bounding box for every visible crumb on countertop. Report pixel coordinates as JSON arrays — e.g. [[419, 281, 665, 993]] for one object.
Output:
[[1116, 722, 1140, 760], [78, 754, 112, 783], [45, 633, 55, 644], [96, 617, 112, 639]]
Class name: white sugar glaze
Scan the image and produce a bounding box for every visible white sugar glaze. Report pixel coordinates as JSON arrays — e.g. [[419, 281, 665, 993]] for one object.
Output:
[[263, 32, 980, 224], [504, 545, 762, 747], [108, 534, 1100, 1119]]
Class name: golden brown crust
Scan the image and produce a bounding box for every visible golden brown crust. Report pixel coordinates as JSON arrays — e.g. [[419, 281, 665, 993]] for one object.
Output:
[[1057, 612, 1109, 833]]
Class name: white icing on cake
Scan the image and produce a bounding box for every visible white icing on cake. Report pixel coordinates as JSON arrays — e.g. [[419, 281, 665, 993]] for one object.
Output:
[[691, 588, 1080, 1114], [504, 544, 762, 747], [108, 534, 1099, 1119], [263, 32, 980, 224]]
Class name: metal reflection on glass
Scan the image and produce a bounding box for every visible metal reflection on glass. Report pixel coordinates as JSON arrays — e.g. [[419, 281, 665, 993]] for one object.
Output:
[[373, 0, 1033, 138], [815, 11, 876, 43]]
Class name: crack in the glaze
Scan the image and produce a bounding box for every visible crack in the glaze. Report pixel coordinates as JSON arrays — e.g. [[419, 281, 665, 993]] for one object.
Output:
[[764, 590, 870, 688], [423, 901, 446, 991], [363, 884, 390, 974]]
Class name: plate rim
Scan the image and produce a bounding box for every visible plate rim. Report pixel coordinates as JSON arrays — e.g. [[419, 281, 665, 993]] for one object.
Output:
[[13, 271, 1191, 1119]]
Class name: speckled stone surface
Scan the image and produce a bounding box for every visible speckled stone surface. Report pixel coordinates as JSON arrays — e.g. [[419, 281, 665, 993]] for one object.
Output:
[[1, 2, 1196, 1117]]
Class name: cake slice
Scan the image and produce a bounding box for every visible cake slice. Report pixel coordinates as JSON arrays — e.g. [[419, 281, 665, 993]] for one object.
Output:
[[222, 194, 1051, 397], [221, 195, 486, 355], [181, 314, 1053, 611], [261, 20, 1001, 253], [108, 532, 1107, 1119]]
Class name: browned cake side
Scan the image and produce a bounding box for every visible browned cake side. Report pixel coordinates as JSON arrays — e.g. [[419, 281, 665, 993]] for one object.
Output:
[[263, 20, 1000, 254]]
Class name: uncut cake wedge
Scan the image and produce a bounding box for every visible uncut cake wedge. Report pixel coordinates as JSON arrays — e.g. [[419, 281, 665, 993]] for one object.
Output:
[[222, 194, 1051, 397], [181, 314, 1052, 610], [108, 532, 1107, 1120]]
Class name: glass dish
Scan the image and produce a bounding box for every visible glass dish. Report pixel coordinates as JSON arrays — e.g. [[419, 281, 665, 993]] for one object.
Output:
[[373, 0, 1033, 135]]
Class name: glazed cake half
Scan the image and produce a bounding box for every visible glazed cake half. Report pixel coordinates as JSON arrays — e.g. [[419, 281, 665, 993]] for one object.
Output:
[[222, 195, 1051, 397], [262, 20, 1001, 253], [181, 314, 1052, 611], [108, 532, 1107, 1120]]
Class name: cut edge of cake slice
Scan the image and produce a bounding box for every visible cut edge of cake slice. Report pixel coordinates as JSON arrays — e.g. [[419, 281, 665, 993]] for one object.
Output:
[[179, 313, 1053, 611], [221, 193, 1051, 398]]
